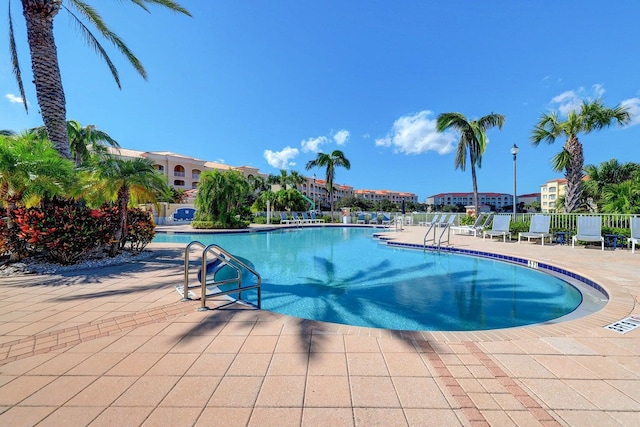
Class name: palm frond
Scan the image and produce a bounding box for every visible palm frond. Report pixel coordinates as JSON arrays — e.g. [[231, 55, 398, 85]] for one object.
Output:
[[66, 1, 147, 80], [134, 0, 192, 16], [8, 1, 28, 113], [551, 149, 571, 173]]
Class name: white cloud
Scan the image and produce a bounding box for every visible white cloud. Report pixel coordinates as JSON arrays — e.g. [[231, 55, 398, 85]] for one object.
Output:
[[5, 93, 24, 104], [549, 84, 606, 116], [333, 129, 350, 145], [620, 97, 640, 126], [374, 110, 456, 155], [264, 146, 299, 169], [300, 136, 327, 153]]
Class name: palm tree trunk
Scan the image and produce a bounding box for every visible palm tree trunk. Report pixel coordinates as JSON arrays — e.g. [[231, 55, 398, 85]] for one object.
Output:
[[22, 0, 71, 160], [564, 136, 584, 213], [470, 164, 479, 216], [110, 185, 129, 256]]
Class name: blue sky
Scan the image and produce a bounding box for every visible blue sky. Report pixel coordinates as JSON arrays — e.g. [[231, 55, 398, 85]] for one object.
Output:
[[2, 1, 640, 201]]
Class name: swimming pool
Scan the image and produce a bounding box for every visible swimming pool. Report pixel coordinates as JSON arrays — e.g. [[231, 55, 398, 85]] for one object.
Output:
[[154, 227, 592, 331]]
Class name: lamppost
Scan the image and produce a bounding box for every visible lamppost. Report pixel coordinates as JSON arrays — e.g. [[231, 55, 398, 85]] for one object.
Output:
[[511, 144, 519, 217], [313, 174, 316, 211]]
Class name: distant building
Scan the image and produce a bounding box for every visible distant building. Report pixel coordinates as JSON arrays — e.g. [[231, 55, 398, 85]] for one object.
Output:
[[540, 178, 566, 213], [108, 147, 266, 191], [353, 189, 418, 204], [517, 193, 541, 212], [108, 147, 416, 208], [426, 192, 514, 211]]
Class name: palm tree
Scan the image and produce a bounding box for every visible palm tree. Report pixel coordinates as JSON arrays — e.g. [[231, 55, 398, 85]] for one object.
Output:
[[8, 1, 191, 159], [0, 132, 74, 213], [288, 170, 306, 190], [583, 159, 640, 210], [30, 120, 120, 166], [195, 170, 250, 227], [86, 157, 166, 255], [531, 99, 630, 213], [436, 112, 505, 215], [305, 150, 351, 218], [600, 179, 640, 214]]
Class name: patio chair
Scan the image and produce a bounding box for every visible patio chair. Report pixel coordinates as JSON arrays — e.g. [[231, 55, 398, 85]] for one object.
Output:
[[368, 213, 378, 224], [571, 216, 604, 250], [301, 212, 314, 224], [450, 213, 490, 237], [310, 211, 324, 223], [356, 213, 366, 224], [381, 214, 392, 225], [419, 213, 441, 227], [518, 214, 553, 246], [280, 212, 293, 224], [291, 212, 305, 225], [483, 214, 512, 242], [628, 216, 640, 253]]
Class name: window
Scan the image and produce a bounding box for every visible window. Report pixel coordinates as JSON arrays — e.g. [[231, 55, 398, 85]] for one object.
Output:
[[192, 169, 201, 179], [174, 180, 185, 186], [548, 186, 557, 193], [174, 165, 185, 177], [549, 194, 556, 200], [154, 164, 164, 172], [191, 182, 198, 189]]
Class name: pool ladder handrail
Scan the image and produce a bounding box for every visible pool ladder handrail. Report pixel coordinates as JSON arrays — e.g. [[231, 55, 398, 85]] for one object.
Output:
[[183, 241, 261, 310], [423, 215, 455, 251]]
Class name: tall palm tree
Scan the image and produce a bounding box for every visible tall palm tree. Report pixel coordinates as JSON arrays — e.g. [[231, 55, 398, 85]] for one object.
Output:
[[8, 1, 191, 159], [86, 157, 166, 255], [531, 99, 630, 213], [305, 150, 351, 218], [195, 170, 250, 227], [288, 170, 306, 190], [436, 112, 505, 215]]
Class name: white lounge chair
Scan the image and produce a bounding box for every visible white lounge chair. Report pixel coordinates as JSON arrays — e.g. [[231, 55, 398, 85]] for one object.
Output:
[[419, 214, 441, 227], [572, 216, 604, 250], [451, 213, 492, 237], [628, 216, 640, 253], [483, 215, 512, 242], [518, 215, 552, 246], [356, 213, 366, 224]]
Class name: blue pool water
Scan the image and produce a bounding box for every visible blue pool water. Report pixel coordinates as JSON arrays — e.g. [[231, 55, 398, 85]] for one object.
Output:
[[154, 227, 583, 331]]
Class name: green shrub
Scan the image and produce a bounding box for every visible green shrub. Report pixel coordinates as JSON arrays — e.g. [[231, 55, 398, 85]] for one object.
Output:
[[253, 216, 267, 225], [459, 215, 475, 226], [191, 219, 250, 229], [509, 221, 530, 237]]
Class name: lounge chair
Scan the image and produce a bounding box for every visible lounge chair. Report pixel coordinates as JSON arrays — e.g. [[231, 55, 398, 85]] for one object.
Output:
[[381, 214, 392, 225], [518, 214, 552, 246], [419, 214, 441, 227], [628, 217, 640, 253], [291, 212, 304, 225], [483, 214, 512, 242], [310, 211, 324, 223], [572, 216, 604, 250], [280, 212, 293, 224], [356, 213, 366, 224], [301, 212, 314, 224], [368, 213, 378, 224], [450, 213, 490, 237]]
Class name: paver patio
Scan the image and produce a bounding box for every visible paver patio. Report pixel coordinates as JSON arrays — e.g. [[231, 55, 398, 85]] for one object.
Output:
[[0, 224, 639, 426]]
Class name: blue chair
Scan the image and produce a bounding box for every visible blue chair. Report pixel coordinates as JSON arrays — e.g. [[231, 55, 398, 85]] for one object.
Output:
[[172, 208, 195, 221]]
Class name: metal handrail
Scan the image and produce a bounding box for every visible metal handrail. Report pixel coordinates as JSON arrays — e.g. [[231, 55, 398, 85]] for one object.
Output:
[[182, 241, 262, 310], [200, 243, 262, 311]]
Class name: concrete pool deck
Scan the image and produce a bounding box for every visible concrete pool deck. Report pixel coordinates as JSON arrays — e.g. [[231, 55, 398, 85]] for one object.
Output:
[[0, 224, 639, 426]]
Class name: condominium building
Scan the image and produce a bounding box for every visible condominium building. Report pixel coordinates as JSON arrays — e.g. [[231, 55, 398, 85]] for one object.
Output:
[[107, 147, 266, 190], [109, 147, 417, 207], [426, 192, 514, 211], [540, 178, 566, 213], [354, 189, 418, 204]]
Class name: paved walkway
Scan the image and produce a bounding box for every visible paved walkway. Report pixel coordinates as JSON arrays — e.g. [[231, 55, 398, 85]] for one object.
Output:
[[0, 225, 639, 426]]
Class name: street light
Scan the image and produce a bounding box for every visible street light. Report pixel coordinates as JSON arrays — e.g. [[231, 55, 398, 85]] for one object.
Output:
[[313, 174, 316, 211], [511, 144, 519, 217]]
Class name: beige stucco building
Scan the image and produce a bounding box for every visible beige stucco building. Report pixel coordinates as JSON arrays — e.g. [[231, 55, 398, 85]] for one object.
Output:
[[540, 178, 567, 213]]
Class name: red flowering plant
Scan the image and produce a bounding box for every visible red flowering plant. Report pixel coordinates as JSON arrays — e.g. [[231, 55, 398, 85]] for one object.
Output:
[[12, 199, 119, 265], [122, 208, 156, 253]]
